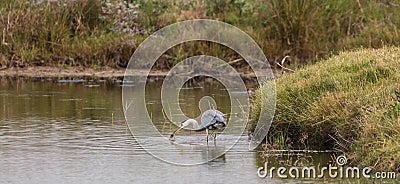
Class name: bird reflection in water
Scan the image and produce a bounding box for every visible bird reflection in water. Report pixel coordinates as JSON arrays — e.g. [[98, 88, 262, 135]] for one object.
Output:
[[202, 145, 226, 166]]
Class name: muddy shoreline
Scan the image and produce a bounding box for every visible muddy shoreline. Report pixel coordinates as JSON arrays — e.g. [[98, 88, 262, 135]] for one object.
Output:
[[0, 66, 139, 78], [0, 66, 263, 87]]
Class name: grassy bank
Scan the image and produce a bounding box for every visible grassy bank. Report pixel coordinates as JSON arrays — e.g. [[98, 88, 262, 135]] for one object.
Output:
[[250, 47, 400, 172], [1, 0, 400, 69]]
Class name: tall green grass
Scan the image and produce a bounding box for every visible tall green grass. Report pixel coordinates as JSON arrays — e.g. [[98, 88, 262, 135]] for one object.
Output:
[[250, 47, 400, 172], [0, 0, 136, 68], [1, 0, 400, 68], [134, 0, 400, 67]]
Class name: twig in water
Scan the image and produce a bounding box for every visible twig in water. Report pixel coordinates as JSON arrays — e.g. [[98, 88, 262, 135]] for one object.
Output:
[[124, 100, 134, 113], [167, 102, 173, 130], [125, 120, 132, 136], [236, 98, 248, 119], [161, 108, 172, 133], [111, 112, 114, 125], [208, 99, 215, 110]]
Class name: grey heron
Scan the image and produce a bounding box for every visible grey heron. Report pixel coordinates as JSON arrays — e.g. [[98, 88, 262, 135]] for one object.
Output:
[[169, 109, 227, 142]]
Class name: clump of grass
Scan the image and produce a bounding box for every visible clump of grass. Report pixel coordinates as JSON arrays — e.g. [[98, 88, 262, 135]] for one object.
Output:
[[250, 47, 400, 172], [0, 0, 138, 68]]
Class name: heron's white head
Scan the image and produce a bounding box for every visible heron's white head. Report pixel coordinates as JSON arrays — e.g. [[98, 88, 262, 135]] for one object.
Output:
[[169, 119, 198, 141]]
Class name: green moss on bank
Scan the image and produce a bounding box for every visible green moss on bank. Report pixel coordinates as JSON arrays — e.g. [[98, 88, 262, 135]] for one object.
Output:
[[250, 47, 400, 172]]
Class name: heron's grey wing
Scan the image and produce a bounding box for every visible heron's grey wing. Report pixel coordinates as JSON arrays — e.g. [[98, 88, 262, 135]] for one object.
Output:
[[212, 110, 226, 123], [200, 110, 217, 127], [201, 110, 226, 127]]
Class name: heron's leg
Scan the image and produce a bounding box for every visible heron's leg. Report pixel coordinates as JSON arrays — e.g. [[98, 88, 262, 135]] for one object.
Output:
[[206, 129, 209, 143], [211, 132, 217, 145], [209, 131, 214, 141]]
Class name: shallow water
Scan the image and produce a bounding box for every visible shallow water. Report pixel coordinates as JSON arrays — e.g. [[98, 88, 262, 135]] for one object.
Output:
[[0, 78, 347, 183]]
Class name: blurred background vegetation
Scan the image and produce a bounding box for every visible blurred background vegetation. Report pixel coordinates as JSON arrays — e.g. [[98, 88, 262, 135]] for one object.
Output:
[[0, 0, 399, 69]]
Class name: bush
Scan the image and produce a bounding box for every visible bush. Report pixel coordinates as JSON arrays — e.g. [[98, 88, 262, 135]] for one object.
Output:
[[134, 0, 400, 66], [0, 0, 138, 68]]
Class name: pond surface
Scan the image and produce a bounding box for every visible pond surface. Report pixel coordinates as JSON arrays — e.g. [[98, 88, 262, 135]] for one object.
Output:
[[0, 78, 341, 183]]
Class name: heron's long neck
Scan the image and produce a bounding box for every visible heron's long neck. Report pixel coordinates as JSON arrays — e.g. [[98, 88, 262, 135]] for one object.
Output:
[[185, 119, 200, 130]]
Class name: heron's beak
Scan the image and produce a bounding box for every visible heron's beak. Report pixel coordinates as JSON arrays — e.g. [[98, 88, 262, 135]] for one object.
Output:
[[169, 127, 183, 140]]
